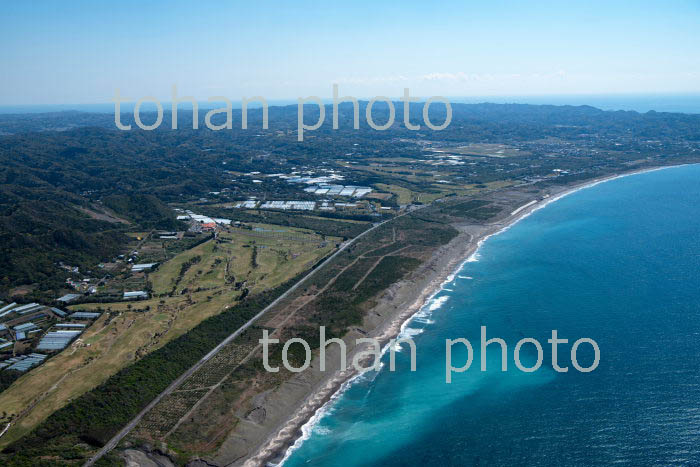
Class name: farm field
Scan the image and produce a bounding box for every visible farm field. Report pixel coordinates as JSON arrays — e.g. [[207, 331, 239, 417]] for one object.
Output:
[[0, 226, 337, 449], [375, 183, 444, 204]]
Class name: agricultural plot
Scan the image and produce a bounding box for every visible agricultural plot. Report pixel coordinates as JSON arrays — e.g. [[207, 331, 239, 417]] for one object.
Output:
[[0, 225, 337, 450], [375, 183, 444, 204]]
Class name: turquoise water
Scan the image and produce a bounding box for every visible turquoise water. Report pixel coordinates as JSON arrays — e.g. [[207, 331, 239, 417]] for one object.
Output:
[[283, 164, 700, 466]]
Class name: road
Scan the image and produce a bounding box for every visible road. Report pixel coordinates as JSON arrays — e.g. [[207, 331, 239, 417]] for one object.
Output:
[[84, 210, 412, 466], [75, 170, 668, 465]]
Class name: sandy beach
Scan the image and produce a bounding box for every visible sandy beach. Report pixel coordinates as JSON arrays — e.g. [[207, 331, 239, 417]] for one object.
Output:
[[122, 164, 683, 467], [230, 165, 684, 467]]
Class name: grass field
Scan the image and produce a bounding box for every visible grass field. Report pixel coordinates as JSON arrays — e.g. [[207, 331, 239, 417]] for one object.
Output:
[[0, 226, 337, 449], [428, 143, 528, 157], [375, 183, 444, 204]]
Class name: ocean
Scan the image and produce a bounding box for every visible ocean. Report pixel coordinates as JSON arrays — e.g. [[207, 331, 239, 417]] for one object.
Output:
[[282, 164, 700, 466], [2, 94, 700, 114]]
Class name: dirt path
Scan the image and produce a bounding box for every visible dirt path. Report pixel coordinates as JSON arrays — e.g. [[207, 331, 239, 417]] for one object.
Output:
[[161, 241, 401, 439]]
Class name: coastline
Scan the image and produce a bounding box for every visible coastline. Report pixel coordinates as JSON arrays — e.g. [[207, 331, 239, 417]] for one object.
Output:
[[239, 164, 687, 467]]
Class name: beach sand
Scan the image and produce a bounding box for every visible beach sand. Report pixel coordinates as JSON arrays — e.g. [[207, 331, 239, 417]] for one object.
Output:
[[182, 166, 683, 467]]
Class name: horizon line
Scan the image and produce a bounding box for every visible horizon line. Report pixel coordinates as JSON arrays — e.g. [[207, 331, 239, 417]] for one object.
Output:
[[3, 91, 700, 110]]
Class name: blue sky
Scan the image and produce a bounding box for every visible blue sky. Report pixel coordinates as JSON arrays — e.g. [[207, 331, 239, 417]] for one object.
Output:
[[1, 0, 699, 105]]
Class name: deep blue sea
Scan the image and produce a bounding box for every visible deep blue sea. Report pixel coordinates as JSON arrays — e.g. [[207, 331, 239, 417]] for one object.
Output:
[[283, 164, 700, 466], [2, 94, 700, 114]]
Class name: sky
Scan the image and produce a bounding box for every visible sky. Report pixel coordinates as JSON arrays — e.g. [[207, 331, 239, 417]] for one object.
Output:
[[1, 0, 699, 105]]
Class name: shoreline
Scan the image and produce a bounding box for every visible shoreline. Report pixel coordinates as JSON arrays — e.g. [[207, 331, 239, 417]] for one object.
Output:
[[242, 164, 688, 466]]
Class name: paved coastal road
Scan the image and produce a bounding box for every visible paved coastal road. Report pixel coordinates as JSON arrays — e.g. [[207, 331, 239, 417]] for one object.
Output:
[[84, 210, 417, 466]]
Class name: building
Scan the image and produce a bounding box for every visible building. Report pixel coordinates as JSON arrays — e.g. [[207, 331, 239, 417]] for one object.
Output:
[[0, 302, 17, 318], [50, 307, 67, 318], [37, 331, 82, 351], [12, 303, 43, 315], [123, 291, 149, 300], [1, 353, 47, 372], [259, 201, 316, 211], [68, 312, 101, 320], [14, 322, 38, 333], [233, 200, 258, 209], [57, 293, 82, 304], [131, 263, 158, 273]]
